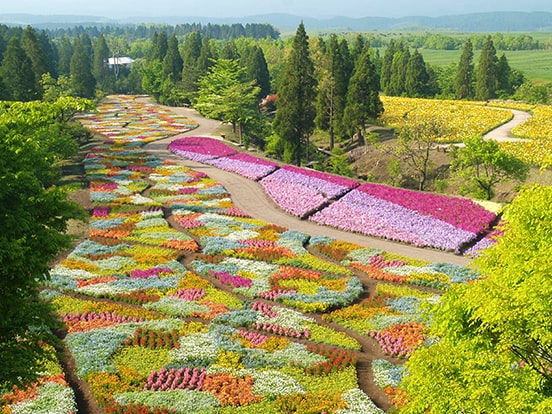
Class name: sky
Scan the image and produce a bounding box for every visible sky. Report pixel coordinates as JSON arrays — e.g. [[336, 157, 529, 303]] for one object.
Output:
[[1, 0, 551, 19]]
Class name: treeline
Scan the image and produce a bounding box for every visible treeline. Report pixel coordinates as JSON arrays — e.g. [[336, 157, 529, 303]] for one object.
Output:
[[373, 32, 547, 51], [44, 22, 280, 41]]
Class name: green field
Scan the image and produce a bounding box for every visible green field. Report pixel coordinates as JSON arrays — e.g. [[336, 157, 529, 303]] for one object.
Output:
[[419, 48, 552, 83]]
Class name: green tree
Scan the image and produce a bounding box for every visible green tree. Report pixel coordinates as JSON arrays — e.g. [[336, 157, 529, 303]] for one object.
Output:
[[180, 32, 205, 102], [0, 98, 92, 391], [56, 35, 74, 76], [93, 34, 111, 90], [387, 118, 447, 191], [149, 31, 168, 62], [496, 52, 513, 97], [380, 39, 397, 93], [343, 49, 383, 145], [242, 45, 271, 99], [70, 34, 96, 98], [456, 39, 474, 99], [195, 58, 260, 141], [273, 22, 317, 166], [405, 49, 430, 97], [315, 34, 351, 149], [475, 36, 498, 101], [387, 43, 410, 96], [163, 34, 183, 81], [402, 184, 552, 413], [141, 60, 164, 102], [450, 136, 529, 200], [0, 36, 37, 101], [21, 26, 50, 98]]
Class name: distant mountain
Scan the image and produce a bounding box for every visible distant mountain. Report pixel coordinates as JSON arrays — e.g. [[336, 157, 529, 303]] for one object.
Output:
[[1, 11, 552, 32]]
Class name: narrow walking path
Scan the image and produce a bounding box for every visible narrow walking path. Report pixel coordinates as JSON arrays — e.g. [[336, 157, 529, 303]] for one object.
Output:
[[483, 108, 532, 142]]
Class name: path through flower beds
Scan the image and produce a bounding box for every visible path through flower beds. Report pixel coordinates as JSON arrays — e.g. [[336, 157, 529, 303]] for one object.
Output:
[[6, 95, 488, 414], [169, 137, 498, 254]]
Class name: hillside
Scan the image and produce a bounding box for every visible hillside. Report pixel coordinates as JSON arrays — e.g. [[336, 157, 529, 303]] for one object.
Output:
[[1, 11, 552, 32]]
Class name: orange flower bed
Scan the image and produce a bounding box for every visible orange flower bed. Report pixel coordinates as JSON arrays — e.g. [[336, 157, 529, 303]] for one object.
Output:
[[201, 373, 262, 406]]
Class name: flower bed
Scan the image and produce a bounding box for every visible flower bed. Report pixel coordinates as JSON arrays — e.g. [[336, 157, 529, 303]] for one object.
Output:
[[168, 136, 238, 162], [310, 186, 485, 252], [259, 166, 359, 218], [37, 95, 496, 412], [204, 152, 279, 180]]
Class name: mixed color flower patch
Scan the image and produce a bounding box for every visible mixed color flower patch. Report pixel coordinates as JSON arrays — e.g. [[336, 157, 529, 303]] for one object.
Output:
[[30, 95, 497, 413]]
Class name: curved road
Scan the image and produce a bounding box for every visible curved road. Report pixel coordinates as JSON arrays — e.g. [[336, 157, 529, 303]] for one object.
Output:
[[483, 108, 532, 142]]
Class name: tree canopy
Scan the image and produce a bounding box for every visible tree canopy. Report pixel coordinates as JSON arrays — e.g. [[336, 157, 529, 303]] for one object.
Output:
[[0, 97, 93, 391], [273, 22, 317, 166], [451, 136, 529, 200], [402, 183, 552, 413]]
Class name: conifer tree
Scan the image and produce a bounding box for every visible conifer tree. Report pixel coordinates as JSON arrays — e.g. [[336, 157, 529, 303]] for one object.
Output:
[[163, 34, 183, 80], [380, 39, 397, 93], [243, 45, 271, 99], [21, 26, 49, 97], [92, 34, 111, 89], [405, 49, 430, 97], [343, 49, 383, 144], [57, 35, 73, 76], [0, 36, 37, 101], [475, 36, 498, 101], [388, 43, 410, 96], [70, 34, 96, 98], [456, 39, 474, 99], [273, 22, 316, 165]]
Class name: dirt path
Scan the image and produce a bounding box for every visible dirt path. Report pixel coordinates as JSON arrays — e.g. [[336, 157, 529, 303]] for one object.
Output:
[[483, 108, 532, 142], [144, 103, 471, 267]]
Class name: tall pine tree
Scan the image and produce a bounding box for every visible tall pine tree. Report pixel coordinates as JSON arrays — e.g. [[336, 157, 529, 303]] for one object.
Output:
[[343, 49, 383, 144], [405, 49, 430, 97], [456, 39, 474, 99], [0, 36, 37, 101], [163, 34, 183, 80], [273, 22, 316, 166], [475, 36, 498, 101], [70, 34, 96, 98], [92, 34, 111, 90]]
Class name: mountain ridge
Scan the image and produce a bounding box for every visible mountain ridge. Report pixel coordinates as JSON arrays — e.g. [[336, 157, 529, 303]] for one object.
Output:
[[1, 11, 551, 32]]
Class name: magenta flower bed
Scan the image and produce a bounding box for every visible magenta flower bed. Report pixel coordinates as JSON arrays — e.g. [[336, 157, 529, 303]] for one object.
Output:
[[357, 183, 496, 234], [205, 152, 279, 180], [309, 189, 477, 251], [168, 137, 238, 162]]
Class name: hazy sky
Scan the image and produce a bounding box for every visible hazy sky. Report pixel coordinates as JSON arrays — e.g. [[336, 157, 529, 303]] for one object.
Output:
[[2, 0, 551, 19]]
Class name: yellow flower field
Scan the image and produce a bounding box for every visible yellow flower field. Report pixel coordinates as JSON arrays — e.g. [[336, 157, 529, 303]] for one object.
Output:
[[379, 96, 513, 142]]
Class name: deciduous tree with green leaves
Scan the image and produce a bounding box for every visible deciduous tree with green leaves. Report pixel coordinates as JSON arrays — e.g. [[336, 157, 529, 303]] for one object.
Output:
[[450, 136, 529, 200], [195, 58, 260, 141], [401, 183, 552, 413], [0, 97, 93, 392]]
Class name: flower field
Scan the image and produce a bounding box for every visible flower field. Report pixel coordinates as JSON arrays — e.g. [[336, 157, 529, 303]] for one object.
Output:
[[167, 136, 498, 254], [501, 105, 552, 167], [20, 95, 492, 413], [379, 96, 513, 142], [310, 183, 497, 253]]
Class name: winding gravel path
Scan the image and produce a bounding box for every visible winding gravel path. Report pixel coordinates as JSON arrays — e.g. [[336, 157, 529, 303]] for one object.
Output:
[[483, 108, 532, 142]]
